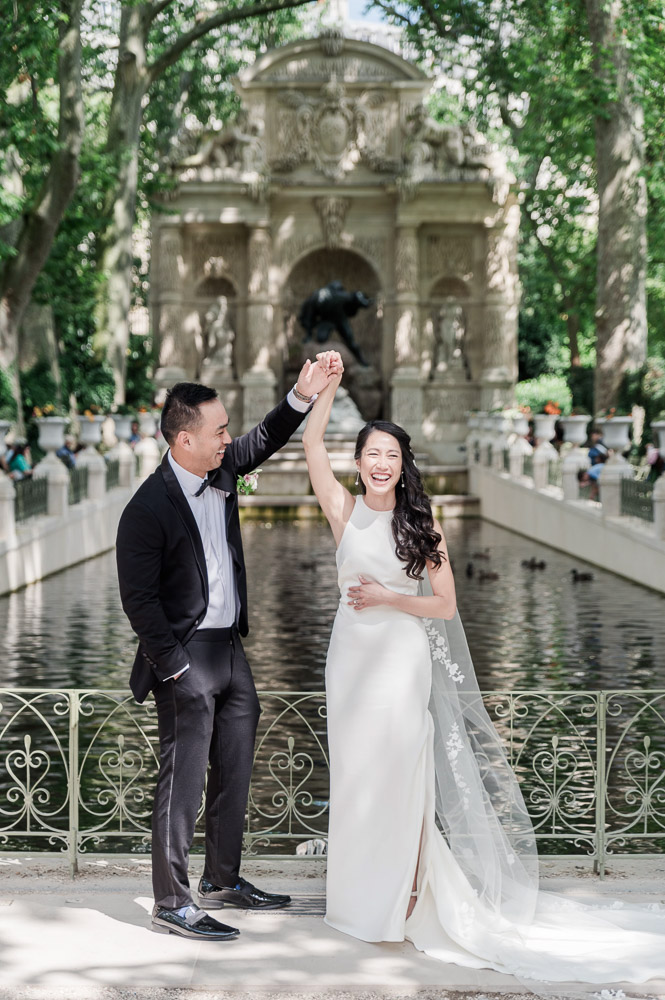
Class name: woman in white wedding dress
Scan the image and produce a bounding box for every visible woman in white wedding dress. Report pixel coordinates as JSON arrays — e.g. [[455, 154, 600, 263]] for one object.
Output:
[[303, 363, 665, 992]]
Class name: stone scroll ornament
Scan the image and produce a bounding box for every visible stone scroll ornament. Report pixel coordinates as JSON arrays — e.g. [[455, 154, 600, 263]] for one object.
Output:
[[298, 281, 372, 367]]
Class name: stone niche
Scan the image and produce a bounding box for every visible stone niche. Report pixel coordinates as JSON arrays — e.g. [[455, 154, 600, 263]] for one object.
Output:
[[150, 29, 520, 459]]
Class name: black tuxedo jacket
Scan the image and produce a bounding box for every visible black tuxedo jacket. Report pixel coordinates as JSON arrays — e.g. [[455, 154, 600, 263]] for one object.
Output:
[[116, 395, 306, 703]]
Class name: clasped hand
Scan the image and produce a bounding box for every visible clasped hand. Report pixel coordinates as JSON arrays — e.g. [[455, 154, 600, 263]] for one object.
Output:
[[348, 575, 391, 612], [296, 350, 344, 396]]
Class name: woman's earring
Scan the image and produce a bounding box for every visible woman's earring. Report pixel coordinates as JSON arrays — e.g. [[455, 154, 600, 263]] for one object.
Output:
[[355, 471, 360, 486], [401, 473, 405, 488]]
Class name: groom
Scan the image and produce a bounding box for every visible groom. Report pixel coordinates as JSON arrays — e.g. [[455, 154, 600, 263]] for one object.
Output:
[[116, 354, 341, 940]]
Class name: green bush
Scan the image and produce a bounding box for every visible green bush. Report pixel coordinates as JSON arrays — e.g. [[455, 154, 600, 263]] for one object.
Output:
[[514, 374, 573, 415], [0, 366, 18, 421], [619, 357, 665, 421]]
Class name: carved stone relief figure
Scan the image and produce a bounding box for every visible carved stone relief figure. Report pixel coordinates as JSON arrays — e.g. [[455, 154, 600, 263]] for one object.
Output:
[[398, 106, 513, 205], [178, 113, 265, 175], [403, 104, 464, 176], [202, 296, 235, 372], [158, 303, 185, 370], [431, 298, 467, 380], [314, 196, 351, 247]]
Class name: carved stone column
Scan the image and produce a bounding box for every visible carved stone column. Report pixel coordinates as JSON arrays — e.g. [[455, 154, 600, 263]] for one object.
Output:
[[480, 203, 520, 410], [242, 224, 276, 432], [154, 227, 188, 390], [391, 226, 423, 438]]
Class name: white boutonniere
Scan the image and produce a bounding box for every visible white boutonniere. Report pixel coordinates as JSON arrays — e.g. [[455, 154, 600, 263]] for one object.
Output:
[[237, 469, 262, 495]]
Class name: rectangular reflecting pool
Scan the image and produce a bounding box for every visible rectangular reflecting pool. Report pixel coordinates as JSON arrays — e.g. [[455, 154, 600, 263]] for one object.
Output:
[[0, 517, 663, 692]]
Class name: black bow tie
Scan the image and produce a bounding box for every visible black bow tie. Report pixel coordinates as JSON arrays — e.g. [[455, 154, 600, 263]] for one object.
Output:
[[194, 478, 210, 497]]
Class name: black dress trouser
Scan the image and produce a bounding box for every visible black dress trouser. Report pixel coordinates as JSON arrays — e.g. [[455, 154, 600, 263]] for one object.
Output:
[[151, 627, 261, 909]]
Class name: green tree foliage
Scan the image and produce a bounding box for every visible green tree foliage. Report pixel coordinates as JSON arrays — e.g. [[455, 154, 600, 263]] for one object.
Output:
[[1, 0, 313, 413], [0, 0, 85, 430], [91, 0, 316, 401], [374, 0, 664, 411]]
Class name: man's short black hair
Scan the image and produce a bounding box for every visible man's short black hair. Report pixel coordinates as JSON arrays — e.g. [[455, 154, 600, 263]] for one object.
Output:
[[160, 382, 218, 446]]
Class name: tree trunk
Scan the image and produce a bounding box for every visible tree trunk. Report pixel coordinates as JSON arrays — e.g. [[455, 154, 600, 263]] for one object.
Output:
[[93, 0, 316, 403], [563, 299, 581, 368], [0, 0, 84, 430], [92, 4, 152, 404], [585, 0, 647, 412]]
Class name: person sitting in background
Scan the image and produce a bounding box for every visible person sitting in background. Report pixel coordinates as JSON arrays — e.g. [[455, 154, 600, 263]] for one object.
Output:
[[588, 427, 609, 464], [8, 441, 33, 480], [647, 443, 664, 483], [56, 434, 77, 469], [129, 420, 141, 448], [577, 452, 607, 500]]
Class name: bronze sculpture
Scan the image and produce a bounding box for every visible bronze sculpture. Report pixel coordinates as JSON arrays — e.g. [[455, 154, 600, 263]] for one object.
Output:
[[298, 281, 372, 366]]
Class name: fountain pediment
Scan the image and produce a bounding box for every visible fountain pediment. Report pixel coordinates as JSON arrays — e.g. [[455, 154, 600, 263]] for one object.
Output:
[[172, 33, 512, 195], [241, 32, 426, 85]]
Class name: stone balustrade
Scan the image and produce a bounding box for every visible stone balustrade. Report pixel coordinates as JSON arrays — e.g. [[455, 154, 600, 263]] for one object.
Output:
[[466, 413, 665, 593], [0, 426, 162, 596]]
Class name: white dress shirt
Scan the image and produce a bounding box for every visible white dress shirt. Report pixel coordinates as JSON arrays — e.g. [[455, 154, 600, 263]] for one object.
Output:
[[168, 448, 237, 628], [162, 387, 311, 679]]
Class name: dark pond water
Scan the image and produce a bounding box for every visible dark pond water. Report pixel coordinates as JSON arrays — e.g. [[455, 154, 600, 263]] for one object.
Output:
[[1, 517, 664, 692]]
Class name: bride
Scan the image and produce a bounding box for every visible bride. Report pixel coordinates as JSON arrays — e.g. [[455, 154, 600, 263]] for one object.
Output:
[[302, 356, 665, 990]]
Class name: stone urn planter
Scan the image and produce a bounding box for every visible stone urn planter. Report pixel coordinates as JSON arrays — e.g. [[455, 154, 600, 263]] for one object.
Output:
[[36, 416, 68, 454], [138, 410, 158, 437], [560, 415, 590, 447], [112, 413, 134, 444], [511, 413, 530, 437], [597, 415, 632, 452], [532, 413, 557, 444], [651, 420, 665, 452], [78, 413, 106, 448], [491, 412, 512, 435]]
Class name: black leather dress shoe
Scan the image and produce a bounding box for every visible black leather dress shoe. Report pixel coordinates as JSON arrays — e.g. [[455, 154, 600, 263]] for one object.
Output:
[[151, 903, 240, 939], [198, 875, 291, 910]]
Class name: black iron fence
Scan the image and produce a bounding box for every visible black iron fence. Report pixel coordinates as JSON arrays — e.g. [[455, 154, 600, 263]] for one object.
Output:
[[13, 476, 48, 522], [68, 467, 89, 506]]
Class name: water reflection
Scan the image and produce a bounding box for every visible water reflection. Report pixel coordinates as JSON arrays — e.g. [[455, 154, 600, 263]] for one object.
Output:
[[0, 518, 663, 691]]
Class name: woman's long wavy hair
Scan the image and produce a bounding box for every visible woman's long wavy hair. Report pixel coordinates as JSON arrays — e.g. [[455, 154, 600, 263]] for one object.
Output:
[[355, 420, 444, 580]]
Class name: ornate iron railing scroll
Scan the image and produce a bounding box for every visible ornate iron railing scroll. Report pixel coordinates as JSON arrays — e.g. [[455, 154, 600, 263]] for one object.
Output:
[[0, 688, 663, 875], [602, 691, 665, 863], [484, 692, 600, 860], [244, 691, 328, 855], [0, 690, 72, 855]]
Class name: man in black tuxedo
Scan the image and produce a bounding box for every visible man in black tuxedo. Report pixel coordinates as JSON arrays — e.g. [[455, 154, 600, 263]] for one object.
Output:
[[116, 353, 341, 940]]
